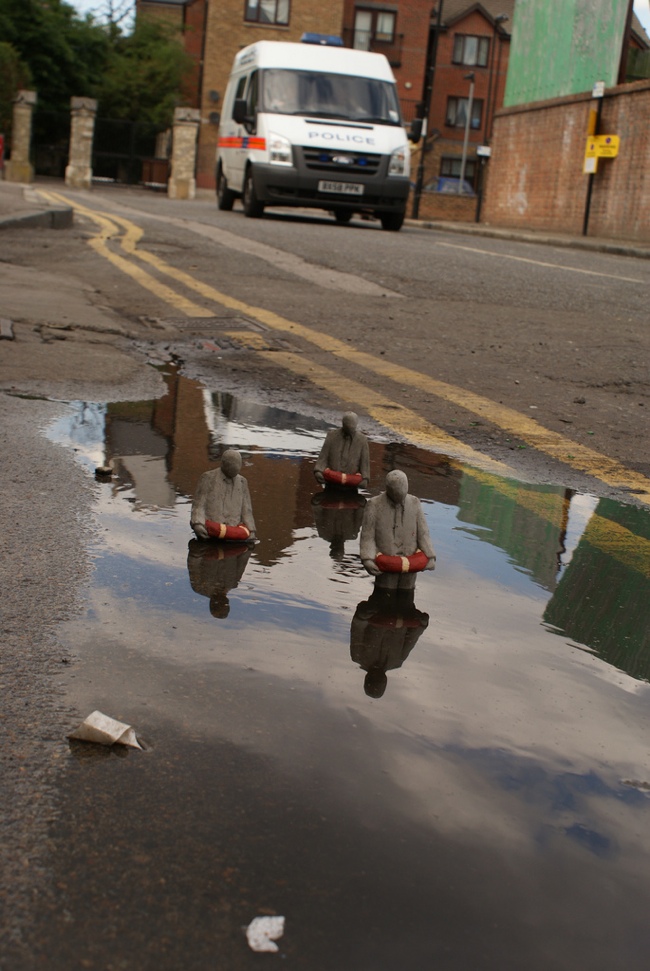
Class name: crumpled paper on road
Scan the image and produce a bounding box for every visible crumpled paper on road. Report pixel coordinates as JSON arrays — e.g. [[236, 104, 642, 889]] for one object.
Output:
[[246, 916, 285, 952], [67, 711, 142, 749]]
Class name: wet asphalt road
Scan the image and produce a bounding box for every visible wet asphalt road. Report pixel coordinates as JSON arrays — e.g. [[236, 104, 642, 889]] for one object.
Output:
[[1, 187, 650, 970]]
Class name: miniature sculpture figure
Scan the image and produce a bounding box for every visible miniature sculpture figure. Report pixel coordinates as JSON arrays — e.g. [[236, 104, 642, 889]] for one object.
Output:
[[360, 470, 436, 589], [350, 587, 429, 698], [314, 412, 370, 489], [187, 539, 251, 618], [191, 448, 256, 543]]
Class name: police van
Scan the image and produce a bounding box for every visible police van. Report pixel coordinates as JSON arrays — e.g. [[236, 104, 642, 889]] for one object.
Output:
[[216, 35, 412, 231]]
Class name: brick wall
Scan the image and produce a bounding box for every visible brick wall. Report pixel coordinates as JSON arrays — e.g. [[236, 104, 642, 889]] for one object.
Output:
[[482, 79, 650, 242], [196, 0, 345, 188], [411, 189, 477, 221]]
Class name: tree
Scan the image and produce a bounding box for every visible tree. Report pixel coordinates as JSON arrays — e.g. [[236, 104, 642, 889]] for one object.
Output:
[[0, 0, 192, 136], [96, 17, 193, 128], [0, 41, 32, 136], [0, 0, 110, 115]]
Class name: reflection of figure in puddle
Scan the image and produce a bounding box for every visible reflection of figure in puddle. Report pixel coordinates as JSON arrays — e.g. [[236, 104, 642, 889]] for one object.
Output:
[[360, 470, 436, 590], [350, 587, 429, 698], [314, 412, 370, 489], [187, 539, 251, 618], [190, 449, 256, 543], [311, 491, 366, 560]]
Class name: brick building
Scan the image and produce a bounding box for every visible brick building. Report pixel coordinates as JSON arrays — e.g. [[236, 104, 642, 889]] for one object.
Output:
[[341, 0, 515, 219], [175, 0, 345, 189]]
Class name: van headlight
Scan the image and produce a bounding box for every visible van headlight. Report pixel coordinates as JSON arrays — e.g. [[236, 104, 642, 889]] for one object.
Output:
[[269, 132, 292, 166], [388, 146, 409, 177]]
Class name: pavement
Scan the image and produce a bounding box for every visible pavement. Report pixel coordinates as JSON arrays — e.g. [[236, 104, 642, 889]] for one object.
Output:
[[0, 179, 73, 229], [2, 176, 650, 259]]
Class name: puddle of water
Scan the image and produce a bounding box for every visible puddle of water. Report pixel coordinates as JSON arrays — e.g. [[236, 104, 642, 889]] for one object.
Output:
[[41, 367, 650, 969]]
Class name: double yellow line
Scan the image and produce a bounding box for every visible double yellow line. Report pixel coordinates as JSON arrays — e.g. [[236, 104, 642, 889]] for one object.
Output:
[[41, 189, 650, 506]]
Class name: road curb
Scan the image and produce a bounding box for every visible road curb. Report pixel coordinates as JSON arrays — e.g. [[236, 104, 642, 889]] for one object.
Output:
[[0, 207, 73, 231]]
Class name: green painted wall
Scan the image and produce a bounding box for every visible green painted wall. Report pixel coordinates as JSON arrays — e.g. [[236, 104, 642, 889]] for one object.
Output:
[[504, 0, 631, 106]]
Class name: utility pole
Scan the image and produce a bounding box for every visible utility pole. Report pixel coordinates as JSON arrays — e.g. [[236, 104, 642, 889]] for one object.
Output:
[[458, 72, 474, 193], [411, 2, 444, 219]]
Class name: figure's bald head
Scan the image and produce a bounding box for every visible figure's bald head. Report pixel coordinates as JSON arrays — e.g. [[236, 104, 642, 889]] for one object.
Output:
[[385, 470, 408, 504], [342, 412, 358, 437], [221, 449, 242, 479]]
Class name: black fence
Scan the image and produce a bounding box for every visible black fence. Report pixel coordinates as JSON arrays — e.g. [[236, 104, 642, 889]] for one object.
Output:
[[32, 109, 71, 179], [30, 109, 163, 185], [92, 116, 160, 185]]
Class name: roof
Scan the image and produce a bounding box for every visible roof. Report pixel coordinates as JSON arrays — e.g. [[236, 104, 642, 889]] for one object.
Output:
[[441, 3, 650, 51], [631, 12, 650, 49], [440, 0, 517, 31]]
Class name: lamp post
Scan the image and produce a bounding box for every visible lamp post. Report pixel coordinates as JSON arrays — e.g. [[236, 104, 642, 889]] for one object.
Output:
[[486, 13, 509, 142], [411, 2, 444, 219], [457, 72, 474, 193]]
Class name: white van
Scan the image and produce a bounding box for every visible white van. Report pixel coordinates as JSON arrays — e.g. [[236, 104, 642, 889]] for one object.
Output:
[[216, 36, 412, 231]]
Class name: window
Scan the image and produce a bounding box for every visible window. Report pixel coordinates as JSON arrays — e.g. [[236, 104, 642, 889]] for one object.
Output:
[[440, 156, 476, 181], [353, 8, 396, 49], [245, 0, 290, 25], [445, 96, 483, 130], [452, 34, 489, 67]]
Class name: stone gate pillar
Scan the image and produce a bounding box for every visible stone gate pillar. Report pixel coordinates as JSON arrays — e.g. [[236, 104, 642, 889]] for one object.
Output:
[[4, 90, 37, 184], [168, 107, 200, 200], [65, 97, 98, 189]]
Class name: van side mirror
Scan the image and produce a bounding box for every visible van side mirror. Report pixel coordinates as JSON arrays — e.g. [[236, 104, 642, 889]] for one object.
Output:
[[409, 118, 423, 144], [233, 99, 248, 125]]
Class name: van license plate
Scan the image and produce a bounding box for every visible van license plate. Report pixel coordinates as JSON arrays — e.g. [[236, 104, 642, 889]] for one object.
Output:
[[318, 181, 364, 195]]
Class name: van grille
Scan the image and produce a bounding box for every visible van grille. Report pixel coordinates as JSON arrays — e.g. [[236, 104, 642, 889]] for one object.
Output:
[[300, 147, 382, 175]]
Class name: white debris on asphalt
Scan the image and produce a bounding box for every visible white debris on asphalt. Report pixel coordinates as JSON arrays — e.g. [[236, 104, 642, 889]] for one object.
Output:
[[245, 916, 285, 953], [67, 711, 142, 749]]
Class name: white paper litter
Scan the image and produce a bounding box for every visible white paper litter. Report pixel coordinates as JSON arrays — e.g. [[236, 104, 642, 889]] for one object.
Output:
[[67, 711, 142, 749], [245, 916, 285, 953]]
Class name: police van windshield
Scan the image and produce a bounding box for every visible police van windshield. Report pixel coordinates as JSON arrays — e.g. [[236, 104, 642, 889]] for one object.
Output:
[[261, 69, 402, 125]]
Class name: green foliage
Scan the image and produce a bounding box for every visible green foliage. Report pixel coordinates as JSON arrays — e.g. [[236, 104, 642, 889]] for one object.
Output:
[[0, 0, 110, 115], [0, 0, 192, 129], [0, 41, 32, 135], [97, 18, 193, 128]]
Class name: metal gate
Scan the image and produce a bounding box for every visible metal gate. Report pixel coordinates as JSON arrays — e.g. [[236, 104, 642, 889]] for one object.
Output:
[[92, 116, 160, 185], [32, 108, 71, 179]]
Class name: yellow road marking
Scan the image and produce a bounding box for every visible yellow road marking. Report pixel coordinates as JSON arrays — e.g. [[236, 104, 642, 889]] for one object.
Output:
[[226, 332, 514, 475], [42, 190, 650, 503], [582, 515, 650, 580], [463, 466, 650, 579], [39, 191, 213, 318], [462, 466, 570, 531]]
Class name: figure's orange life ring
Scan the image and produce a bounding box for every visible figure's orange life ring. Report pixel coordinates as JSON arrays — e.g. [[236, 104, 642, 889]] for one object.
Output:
[[205, 521, 251, 542], [375, 550, 429, 574], [323, 468, 363, 487]]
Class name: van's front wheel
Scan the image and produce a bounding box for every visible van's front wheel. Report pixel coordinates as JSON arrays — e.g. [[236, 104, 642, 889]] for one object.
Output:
[[380, 210, 405, 232], [243, 167, 264, 218], [217, 165, 235, 211]]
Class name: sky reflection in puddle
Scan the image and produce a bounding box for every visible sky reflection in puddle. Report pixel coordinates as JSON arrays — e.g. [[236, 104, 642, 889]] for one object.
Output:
[[45, 366, 650, 966]]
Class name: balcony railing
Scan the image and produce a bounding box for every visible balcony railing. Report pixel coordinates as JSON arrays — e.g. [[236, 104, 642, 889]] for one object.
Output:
[[341, 28, 404, 67]]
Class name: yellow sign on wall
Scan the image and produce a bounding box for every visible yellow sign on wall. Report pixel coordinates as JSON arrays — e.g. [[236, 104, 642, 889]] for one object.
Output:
[[583, 134, 620, 173]]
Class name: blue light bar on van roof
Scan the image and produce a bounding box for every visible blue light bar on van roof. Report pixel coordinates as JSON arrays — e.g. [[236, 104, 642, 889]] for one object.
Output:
[[300, 33, 344, 46]]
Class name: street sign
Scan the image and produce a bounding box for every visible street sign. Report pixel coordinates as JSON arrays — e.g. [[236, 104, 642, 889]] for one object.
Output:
[[596, 134, 619, 157], [476, 145, 492, 157], [583, 134, 619, 173], [592, 80, 605, 98]]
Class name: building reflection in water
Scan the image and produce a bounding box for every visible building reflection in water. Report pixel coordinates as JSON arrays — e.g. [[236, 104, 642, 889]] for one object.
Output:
[[53, 364, 650, 686], [350, 586, 430, 698], [186, 540, 251, 619]]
